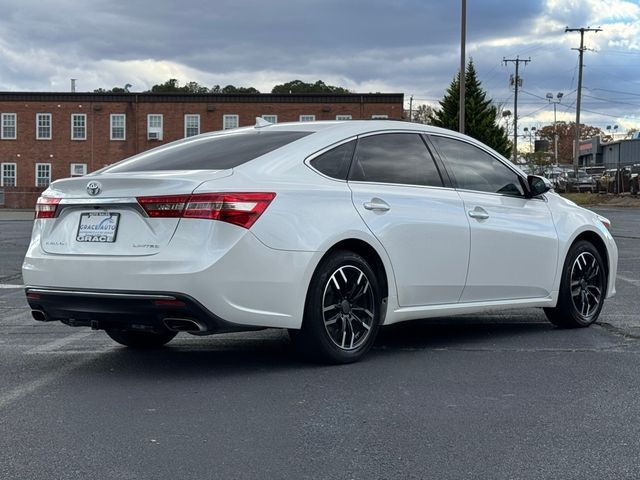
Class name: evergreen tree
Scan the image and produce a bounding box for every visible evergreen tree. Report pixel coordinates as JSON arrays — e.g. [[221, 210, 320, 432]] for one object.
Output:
[[430, 60, 511, 158]]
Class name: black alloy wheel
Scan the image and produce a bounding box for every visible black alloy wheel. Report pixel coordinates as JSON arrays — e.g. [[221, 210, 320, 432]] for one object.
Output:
[[290, 250, 381, 363], [544, 240, 606, 328]]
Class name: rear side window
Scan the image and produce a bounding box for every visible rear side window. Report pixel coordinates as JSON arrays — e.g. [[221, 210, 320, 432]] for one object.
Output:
[[102, 131, 312, 173], [349, 133, 443, 187], [310, 140, 356, 180]]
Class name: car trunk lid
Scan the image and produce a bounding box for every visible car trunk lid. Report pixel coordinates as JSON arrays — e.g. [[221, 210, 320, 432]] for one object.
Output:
[[38, 170, 232, 256]]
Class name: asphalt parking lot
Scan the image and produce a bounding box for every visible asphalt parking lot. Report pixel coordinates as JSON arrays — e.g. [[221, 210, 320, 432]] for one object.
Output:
[[1, 207, 639, 479]]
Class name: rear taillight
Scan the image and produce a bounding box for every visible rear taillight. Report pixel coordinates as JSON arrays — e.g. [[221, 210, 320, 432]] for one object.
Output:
[[35, 196, 61, 219], [137, 192, 276, 229], [136, 195, 190, 218]]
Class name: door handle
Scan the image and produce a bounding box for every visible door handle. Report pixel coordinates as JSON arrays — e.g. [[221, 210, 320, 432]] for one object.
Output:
[[363, 199, 390, 212], [468, 207, 489, 220]]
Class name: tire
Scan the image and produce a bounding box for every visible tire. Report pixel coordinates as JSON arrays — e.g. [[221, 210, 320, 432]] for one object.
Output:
[[105, 329, 177, 348], [290, 250, 382, 364], [544, 241, 607, 328]]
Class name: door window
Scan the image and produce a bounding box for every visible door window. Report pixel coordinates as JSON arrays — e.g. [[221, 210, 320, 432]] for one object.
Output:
[[349, 133, 443, 187], [431, 136, 524, 196]]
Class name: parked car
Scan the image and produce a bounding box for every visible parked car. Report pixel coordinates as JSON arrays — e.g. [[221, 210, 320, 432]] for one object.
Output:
[[629, 164, 640, 195], [22, 121, 618, 363], [547, 171, 568, 192], [598, 168, 633, 194], [564, 170, 596, 193]]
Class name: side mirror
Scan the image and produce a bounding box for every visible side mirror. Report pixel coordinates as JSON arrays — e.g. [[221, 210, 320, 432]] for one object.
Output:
[[527, 175, 552, 197]]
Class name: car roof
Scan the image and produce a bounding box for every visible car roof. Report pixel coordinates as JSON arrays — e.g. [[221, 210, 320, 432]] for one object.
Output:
[[231, 119, 513, 176]]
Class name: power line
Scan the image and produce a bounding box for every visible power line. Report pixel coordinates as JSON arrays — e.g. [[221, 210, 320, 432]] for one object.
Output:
[[588, 87, 640, 98]]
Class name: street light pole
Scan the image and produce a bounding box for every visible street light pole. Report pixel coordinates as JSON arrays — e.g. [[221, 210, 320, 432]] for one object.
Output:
[[546, 92, 563, 164]]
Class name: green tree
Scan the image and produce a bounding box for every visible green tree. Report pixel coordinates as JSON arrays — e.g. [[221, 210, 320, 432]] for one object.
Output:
[[430, 60, 511, 158], [271, 79, 350, 94], [221, 85, 260, 93], [93, 87, 128, 93], [145, 79, 259, 94], [148, 78, 183, 92]]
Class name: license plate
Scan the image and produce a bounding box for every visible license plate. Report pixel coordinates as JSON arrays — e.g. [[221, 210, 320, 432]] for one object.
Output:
[[76, 212, 120, 243]]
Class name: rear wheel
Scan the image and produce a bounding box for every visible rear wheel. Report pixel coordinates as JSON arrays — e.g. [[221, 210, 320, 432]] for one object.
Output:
[[290, 250, 381, 364], [105, 329, 177, 348], [544, 241, 606, 328]]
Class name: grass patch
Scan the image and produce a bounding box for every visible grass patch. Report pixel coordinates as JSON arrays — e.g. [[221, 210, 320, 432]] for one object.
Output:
[[560, 192, 640, 208], [560, 193, 603, 206]]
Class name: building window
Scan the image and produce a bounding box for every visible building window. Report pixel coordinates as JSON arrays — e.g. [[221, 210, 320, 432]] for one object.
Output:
[[147, 114, 163, 140], [184, 114, 200, 137], [1, 113, 17, 139], [1, 163, 16, 187], [36, 113, 52, 140], [35, 163, 51, 187], [371, 114, 389, 119], [262, 115, 278, 124], [71, 114, 87, 140], [336, 115, 352, 120], [70, 163, 87, 177], [223, 114, 239, 130], [299, 115, 316, 122], [110, 114, 126, 140]]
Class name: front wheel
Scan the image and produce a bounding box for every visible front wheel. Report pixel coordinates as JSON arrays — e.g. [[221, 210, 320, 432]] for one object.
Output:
[[290, 250, 382, 364], [105, 329, 177, 348], [544, 241, 606, 328]]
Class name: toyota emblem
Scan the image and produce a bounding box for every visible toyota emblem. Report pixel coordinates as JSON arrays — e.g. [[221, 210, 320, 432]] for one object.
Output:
[[86, 181, 102, 196]]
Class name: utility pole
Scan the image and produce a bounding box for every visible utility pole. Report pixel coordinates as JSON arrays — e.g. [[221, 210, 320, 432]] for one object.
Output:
[[459, 0, 466, 134], [409, 95, 413, 122], [565, 26, 602, 171], [503, 56, 531, 163]]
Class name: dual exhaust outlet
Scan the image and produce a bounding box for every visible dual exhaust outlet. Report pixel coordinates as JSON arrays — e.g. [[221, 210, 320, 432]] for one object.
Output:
[[31, 310, 206, 334], [163, 318, 206, 334]]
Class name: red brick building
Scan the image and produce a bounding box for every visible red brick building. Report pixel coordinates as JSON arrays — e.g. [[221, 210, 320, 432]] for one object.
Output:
[[0, 92, 404, 208]]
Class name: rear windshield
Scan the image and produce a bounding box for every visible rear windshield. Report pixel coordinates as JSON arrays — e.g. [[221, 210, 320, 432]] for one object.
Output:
[[102, 130, 312, 173]]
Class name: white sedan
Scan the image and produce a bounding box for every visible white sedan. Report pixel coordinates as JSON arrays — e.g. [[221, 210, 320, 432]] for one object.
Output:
[[23, 120, 618, 363]]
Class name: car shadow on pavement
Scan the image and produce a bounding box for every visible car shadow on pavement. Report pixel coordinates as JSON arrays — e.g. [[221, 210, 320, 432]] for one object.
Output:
[[75, 317, 565, 379]]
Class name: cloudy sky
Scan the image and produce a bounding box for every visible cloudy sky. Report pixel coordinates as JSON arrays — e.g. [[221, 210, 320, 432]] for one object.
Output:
[[0, 0, 638, 133]]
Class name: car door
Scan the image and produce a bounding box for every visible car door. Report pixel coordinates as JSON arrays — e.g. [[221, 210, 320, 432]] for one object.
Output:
[[348, 132, 470, 307], [429, 135, 559, 303]]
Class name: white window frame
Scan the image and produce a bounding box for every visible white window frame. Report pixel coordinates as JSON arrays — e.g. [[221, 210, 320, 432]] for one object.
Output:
[[336, 115, 352, 120], [1, 113, 17, 139], [371, 114, 389, 119], [110, 114, 126, 141], [147, 114, 163, 140], [223, 114, 239, 130], [184, 114, 200, 137], [1, 162, 17, 187], [71, 113, 87, 140], [261, 114, 278, 124], [70, 163, 87, 177], [35, 163, 51, 187], [36, 113, 52, 140], [299, 115, 316, 122]]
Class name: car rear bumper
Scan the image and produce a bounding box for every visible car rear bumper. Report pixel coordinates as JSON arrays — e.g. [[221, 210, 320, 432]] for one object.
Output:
[[24, 287, 255, 334], [23, 227, 318, 330]]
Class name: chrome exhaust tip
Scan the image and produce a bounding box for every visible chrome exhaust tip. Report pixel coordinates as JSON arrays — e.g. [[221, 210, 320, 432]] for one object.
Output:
[[31, 310, 49, 322], [163, 318, 206, 333]]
